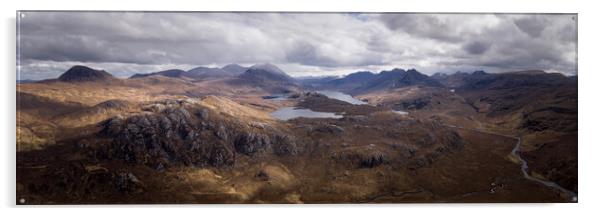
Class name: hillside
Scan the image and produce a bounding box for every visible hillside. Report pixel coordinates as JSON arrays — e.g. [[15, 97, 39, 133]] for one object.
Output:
[[58, 65, 116, 82], [16, 64, 577, 203]]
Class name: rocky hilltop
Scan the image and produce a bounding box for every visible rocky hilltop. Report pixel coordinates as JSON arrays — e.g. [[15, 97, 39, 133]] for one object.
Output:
[[58, 65, 115, 82], [16, 64, 577, 203]]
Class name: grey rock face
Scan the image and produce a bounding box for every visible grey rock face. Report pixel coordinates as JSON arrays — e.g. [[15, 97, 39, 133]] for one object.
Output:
[[234, 132, 271, 155], [99, 106, 235, 168], [97, 100, 299, 169], [332, 147, 390, 168], [233, 131, 300, 156], [272, 135, 299, 156]]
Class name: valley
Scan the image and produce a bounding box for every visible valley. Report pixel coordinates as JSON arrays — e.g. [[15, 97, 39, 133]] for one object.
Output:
[[16, 64, 577, 204]]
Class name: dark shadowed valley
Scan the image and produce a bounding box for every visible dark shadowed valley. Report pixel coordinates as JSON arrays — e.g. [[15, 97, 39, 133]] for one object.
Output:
[[16, 12, 578, 204], [17, 64, 577, 203]]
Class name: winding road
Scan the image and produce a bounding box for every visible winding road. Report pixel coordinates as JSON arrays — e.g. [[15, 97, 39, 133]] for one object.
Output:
[[446, 124, 577, 202]]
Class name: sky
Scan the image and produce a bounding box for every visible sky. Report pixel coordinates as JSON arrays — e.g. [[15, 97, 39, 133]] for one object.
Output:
[[17, 12, 577, 80]]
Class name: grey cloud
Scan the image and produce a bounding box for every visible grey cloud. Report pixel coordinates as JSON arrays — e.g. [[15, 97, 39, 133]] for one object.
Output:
[[17, 12, 578, 79], [463, 41, 492, 55], [285, 41, 339, 67], [379, 14, 463, 42], [479, 38, 572, 72], [513, 16, 549, 38]]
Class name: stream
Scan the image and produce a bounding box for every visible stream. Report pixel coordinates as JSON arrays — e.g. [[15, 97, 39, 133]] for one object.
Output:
[[511, 137, 577, 201], [446, 124, 577, 202]]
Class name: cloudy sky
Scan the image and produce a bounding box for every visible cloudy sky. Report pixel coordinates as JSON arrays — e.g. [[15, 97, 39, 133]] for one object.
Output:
[[17, 12, 577, 80]]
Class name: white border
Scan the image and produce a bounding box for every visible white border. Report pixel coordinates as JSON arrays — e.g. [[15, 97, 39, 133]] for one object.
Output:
[[2, 0, 601, 215]]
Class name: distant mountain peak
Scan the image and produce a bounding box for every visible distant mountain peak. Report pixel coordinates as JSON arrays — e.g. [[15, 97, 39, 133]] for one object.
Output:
[[377, 68, 406, 78], [58, 65, 114, 82], [223, 63, 242, 67], [342, 68, 442, 94], [222, 63, 244, 69], [346, 71, 374, 77], [405, 69, 425, 77], [189, 66, 211, 70], [221, 64, 248, 75], [249, 63, 287, 76], [158, 69, 187, 75], [390, 68, 407, 73], [398, 68, 443, 87], [472, 70, 488, 75], [243, 63, 292, 80], [236, 63, 298, 92]]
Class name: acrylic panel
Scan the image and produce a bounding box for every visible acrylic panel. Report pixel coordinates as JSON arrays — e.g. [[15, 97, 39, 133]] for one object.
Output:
[[16, 11, 578, 204]]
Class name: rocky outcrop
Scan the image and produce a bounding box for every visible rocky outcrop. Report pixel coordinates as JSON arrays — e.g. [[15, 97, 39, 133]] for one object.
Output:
[[234, 132, 271, 155], [396, 97, 431, 110], [94, 99, 129, 110], [272, 135, 299, 156], [520, 106, 578, 132], [332, 145, 390, 168], [95, 99, 300, 169], [234, 132, 299, 156], [358, 152, 388, 168], [23, 162, 144, 198], [98, 105, 235, 168]]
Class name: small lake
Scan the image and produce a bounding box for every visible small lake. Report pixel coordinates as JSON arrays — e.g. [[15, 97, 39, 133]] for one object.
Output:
[[316, 90, 368, 105], [262, 93, 290, 101], [271, 107, 343, 120], [393, 110, 408, 115]]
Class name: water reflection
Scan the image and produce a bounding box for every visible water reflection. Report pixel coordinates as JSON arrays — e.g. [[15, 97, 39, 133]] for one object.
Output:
[[271, 107, 343, 120], [316, 90, 367, 105]]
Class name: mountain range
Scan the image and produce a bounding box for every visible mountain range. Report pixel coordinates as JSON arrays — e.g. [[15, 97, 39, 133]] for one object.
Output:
[[17, 62, 578, 203], [130, 64, 249, 80]]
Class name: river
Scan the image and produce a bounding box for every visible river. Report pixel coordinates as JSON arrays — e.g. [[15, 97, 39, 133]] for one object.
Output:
[[511, 137, 577, 201], [446, 124, 577, 202]]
